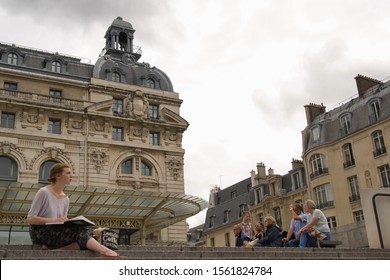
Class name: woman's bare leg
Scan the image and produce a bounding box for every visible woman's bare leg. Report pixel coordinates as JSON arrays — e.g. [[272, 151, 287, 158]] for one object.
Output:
[[86, 237, 118, 256]]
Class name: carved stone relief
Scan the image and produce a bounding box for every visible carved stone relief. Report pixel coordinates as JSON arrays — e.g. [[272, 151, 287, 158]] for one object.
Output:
[[29, 146, 75, 171], [0, 141, 28, 167], [65, 115, 85, 134], [89, 148, 108, 174], [166, 156, 183, 180], [164, 129, 183, 147], [127, 90, 149, 121], [128, 125, 148, 142], [20, 109, 45, 130], [90, 118, 110, 138]]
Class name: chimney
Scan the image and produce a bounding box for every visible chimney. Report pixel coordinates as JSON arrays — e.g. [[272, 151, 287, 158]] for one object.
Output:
[[291, 158, 303, 170], [256, 162, 266, 179], [304, 103, 326, 125], [268, 168, 274, 175], [355, 74, 382, 98]]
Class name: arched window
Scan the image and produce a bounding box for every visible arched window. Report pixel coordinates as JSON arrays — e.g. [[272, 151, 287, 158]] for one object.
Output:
[[368, 99, 381, 123], [141, 161, 152, 176], [7, 53, 18, 65], [342, 143, 355, 168], [310, 125, 320, 144], [112, 72, 121, 82], [121, 159, 133, 174], [339, 113, 351, 135], [51, 61, 61, 73], [0, 156, 18, 181], [372, 130, 386, 157], [310, 154, 328, 178], [146, 78, 155, 89], [39, 160, 60, 183]]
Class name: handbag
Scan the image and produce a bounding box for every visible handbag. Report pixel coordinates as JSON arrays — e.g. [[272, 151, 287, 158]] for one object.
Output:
[[93, 227, 119, 250], [304, 228, 326, 247]]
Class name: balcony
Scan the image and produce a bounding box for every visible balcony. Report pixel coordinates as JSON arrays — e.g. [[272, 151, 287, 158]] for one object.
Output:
[[310, 168, 329, 179], [317, 200, 334, 209], [349, 193, 361, 202], [0, 88, 87, 111], [373, 146, 387, 157], [343, 159, 355, 168]]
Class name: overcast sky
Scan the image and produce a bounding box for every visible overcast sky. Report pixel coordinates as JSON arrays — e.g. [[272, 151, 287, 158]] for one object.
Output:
[[1, 0, 390, 227]]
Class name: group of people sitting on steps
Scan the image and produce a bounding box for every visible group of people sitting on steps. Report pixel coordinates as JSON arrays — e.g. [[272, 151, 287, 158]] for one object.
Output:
[[234, 200, 331, 248]]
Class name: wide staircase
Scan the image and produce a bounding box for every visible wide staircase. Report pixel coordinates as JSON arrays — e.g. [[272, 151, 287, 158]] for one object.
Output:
[[1, 244, 390, 260]]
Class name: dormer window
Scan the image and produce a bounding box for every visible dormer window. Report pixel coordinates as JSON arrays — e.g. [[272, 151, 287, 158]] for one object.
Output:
[[310, 126, 320, 144], [51, 61, 61, 73], [223, 210, 230, 223], [112, 72, 121, 82], [208, 216, 215, 228], [368, 99, 381, 123], [146, 78, 155, 89], [339, 113, 351, 136], [7, 53, 18, 65]]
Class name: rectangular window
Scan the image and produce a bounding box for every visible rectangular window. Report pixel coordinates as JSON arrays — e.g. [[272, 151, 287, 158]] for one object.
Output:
[[49, 89, 62, 103], [273, 207, 282, 228], [291, 171, 303, 190], [327, 216, 337, 229], [223, 210, 229, 223], [224, 232, 230, 247], [372, 131, 386, 157], [257, 213, 264, 224], [4, 82, 17, 91], [149, 131, 160, 145], [148, 104, 159, 120], [239, 204, 247, 217], [314, 183, 334, 208], [340, 114, 351, 135], [7, 53, 18, 65], [378, 164, 390, 188], [1, 112, 15, 128], [343, 143, 355, 168], [210, 237, 215, 247], [51, 61, 61, 73], [231, 190, 237, 199], [112, 98, 124, 114], [353, 210, 364, 222], [347, 175, 360, 202], [48, 118, 61, 134], [369, 101, 380, 123], [255, 187, 265, 204], [209, 216, 215, 228], [112, 126, 124, 141]]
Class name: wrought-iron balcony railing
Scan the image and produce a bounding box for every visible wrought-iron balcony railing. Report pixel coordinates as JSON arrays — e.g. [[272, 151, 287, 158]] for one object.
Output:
[[343, 159, 355, 168], [373, 146, 387, 157], [317, 200, 334, 209], [349, 193, 361, 202], [310, 167, 329, 179]]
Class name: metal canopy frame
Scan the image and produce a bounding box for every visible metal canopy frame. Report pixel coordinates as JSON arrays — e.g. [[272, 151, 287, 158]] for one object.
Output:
[[0, 181, 207, 244]]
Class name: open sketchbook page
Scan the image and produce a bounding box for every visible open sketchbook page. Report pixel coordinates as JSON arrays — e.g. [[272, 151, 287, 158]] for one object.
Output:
[[46, 215, 95, 226]]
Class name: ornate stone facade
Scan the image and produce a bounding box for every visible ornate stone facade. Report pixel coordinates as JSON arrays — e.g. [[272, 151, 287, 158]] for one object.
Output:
[[0, 17, 195, 244]]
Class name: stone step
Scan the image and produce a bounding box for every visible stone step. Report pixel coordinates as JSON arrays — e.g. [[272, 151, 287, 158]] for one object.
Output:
[[1, 245, 390, 260]]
